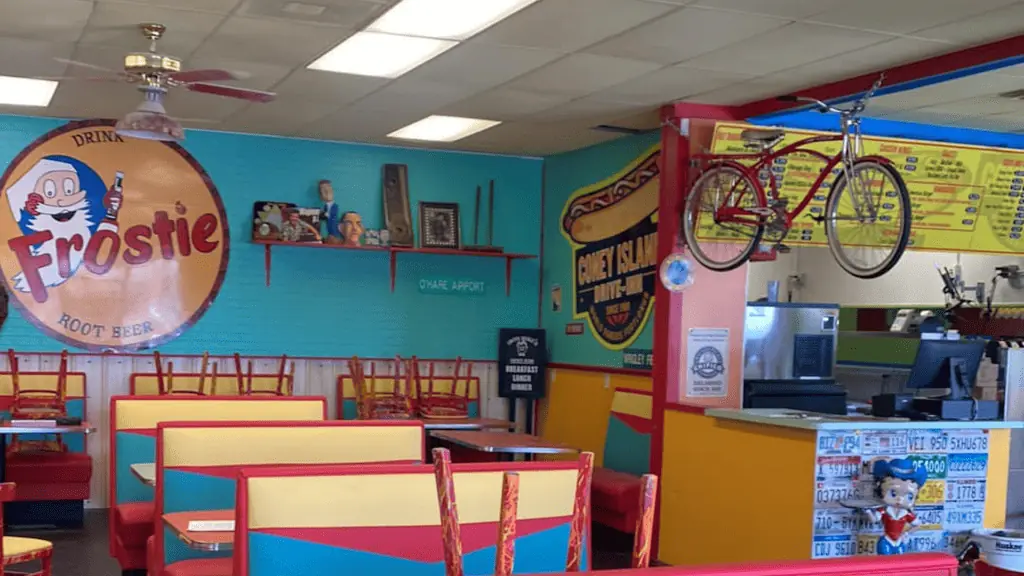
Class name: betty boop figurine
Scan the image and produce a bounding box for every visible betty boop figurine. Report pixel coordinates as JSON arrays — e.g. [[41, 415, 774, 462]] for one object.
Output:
[[866, 458, 929, 555]]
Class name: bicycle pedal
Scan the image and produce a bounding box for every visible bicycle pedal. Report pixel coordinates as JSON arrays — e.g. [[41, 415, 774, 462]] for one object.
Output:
[[808, 214, 825, 223], [775, 243, 792, 254]]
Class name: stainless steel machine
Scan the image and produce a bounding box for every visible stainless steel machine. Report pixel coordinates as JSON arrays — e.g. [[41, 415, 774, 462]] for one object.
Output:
[[743, 302, 844, 414]]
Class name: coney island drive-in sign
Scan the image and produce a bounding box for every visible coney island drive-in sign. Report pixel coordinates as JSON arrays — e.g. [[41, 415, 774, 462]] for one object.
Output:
[[0, 119, 229, 351]]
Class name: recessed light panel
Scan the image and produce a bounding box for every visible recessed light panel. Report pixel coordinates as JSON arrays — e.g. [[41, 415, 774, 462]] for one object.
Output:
[[308, 31, 456, 78], [368, 0, 539, 40], [0, 76, 58, 107], [388, 115, 501, 142]]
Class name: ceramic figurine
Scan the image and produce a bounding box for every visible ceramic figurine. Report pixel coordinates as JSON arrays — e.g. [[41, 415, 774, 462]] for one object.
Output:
[[865, 458, 928, 555], [340, 211, 365, 246], [319, 179, 342, 244]]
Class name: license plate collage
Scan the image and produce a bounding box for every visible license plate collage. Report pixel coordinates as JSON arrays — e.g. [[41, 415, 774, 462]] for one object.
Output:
[[811, 428, 989, 559]]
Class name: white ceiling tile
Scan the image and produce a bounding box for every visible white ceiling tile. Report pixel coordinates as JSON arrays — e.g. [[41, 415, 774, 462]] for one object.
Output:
[[473, 0, 676, 52], [806, 0, 1019, 35], [46, 82, 147, 119], [61, 44, 135, 79], [996, 63, 1024, 78], [403, 43, 563, 89], [592, 66, 756, 106], [345, 78, 483, 116], [898, 2, 1024, 44], [438, 89, 572, 121], [586, 6, 791, 65], [236, 0, 394, 28], [524, 97, 652, 123], [871, 73, 1024, 110], [196, 15, 353, 67], [456, 120, 622, 156], [912, 96, 1023, 117], [98, 0, 243, 14], [506, 54, 664, 97], [0, 0, 93, 43], [80, 4, 226, 57], [219, 98, 342, 135], [0, 38, 75, 79], [163, 87, 252, 121], [271, 69, 390, 105], [687, 75, 823, 105], [969, 111, 1024, 132], [873, 109, 965, 127], [183, 52, 294, 91], [690, 0, 844, 18], [680, 22, 893, 75], [765, 37, 957, 89], [294, 106, 424, 141]]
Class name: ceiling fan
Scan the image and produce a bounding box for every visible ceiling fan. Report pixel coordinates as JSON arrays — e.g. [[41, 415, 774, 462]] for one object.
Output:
[[49, 23, 277, 142]]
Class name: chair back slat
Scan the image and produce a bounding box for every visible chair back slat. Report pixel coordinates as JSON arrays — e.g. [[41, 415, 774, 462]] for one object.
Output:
[[495, 471, 520, 576], [632, 474, 658, 569], [565, 451, 594, 572], [432, 448, 464, 576]]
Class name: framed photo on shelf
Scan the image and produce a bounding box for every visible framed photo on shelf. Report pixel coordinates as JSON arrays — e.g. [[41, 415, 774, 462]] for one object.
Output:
[[419, 202, 460, 249]]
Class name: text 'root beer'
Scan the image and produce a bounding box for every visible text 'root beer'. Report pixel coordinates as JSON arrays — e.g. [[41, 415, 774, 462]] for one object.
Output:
[[0, 120, 229, 351], [560, 144, 659, 350]]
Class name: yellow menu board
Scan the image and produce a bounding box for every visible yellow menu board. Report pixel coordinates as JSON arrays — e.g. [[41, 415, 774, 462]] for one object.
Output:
[[708, 122, 1024, 254]]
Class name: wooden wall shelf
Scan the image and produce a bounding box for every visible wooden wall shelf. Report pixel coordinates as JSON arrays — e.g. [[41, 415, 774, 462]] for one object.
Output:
[[254, 240, 536, 296]]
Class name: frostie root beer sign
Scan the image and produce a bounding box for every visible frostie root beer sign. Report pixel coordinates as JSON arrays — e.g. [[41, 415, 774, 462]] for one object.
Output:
[[0, 120, 229, 351], [560, 144, 659, 350]]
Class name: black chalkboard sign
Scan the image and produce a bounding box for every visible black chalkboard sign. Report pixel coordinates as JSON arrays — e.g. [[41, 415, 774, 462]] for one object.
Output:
[[498, 328, 547, 399]]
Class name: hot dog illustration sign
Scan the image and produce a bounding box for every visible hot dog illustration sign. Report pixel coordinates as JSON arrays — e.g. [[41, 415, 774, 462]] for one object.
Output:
[[0, 120, 229, 351], [560, 145, 659, 349]]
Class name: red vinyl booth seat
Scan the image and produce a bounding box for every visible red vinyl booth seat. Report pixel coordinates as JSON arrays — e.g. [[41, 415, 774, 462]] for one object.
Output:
[[592, 467, 642, 533], [161, 558, 232, 576], [114, 501, 156, 548], [4, 451, 92, 501]]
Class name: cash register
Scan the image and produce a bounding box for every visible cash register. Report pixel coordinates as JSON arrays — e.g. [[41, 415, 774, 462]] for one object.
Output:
[[873, 338, 1000, 420]]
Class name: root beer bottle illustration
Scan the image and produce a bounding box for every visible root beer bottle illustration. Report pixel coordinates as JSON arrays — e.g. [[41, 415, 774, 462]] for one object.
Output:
[[99, 171, 123, 233]]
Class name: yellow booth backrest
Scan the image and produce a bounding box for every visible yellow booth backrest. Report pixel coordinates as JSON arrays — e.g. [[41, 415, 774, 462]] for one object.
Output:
[[130, 373, 291, 396], [113, 396, 327, 431], [337, 376, 479, 399], [0, 372, 86, 398], [161, 421, 425, 466]]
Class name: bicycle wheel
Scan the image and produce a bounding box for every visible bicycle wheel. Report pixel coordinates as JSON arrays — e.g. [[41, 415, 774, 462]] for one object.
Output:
[[682, 164, 765, 272], [824, 159, 911, 279]]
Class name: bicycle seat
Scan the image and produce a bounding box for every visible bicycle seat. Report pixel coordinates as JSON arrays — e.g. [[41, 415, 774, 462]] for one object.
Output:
[[741, 128, 785, 148]]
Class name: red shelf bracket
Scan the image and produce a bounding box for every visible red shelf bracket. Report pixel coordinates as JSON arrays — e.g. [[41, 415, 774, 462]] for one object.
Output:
[[264, 244, 272, 287], [505, 256, 513, 297], [390, 250, 398, 293]]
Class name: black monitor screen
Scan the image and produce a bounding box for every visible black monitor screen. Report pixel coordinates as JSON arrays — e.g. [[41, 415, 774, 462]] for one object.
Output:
[[905, 339, 985, 391]]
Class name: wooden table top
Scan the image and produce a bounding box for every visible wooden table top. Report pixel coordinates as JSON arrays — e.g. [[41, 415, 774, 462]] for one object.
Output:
[[163, 510, 235, 552], [0, 421, 94, 434], [422, 417, 514, 431], [430, 430, 579, 454]]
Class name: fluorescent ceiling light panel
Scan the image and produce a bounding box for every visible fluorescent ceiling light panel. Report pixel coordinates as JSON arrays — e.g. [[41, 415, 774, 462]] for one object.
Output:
[[0, 76, 58, 107], [308, 31, 456, 78], [368, 0, 539, 40], [388, 115, 501, 142]]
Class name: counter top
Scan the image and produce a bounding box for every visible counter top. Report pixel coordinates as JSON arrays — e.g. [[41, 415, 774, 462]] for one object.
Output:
[[705, 408, 1024, 430]]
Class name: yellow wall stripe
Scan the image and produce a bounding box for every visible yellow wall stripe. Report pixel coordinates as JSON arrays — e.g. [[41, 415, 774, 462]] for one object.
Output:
[[133, 375, 287, 395], [114, 399, 324, 430], [659, 410, 816, 565], [163, 426, 421, 466], [610, 390, 652, 420], [985, 429, 1010, 529], [0, 374, 86, 398], [339, 377, 479, 400], [247, 468, 577, 529]]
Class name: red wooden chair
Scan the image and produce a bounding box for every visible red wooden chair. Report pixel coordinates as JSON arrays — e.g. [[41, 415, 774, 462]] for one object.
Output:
[[154, 351, 208, 396], [566, 451, 594, 572], [417, 357, 471, 420], [0, 483, 53, 575], [349, 356, 413, 419], [244, 355, 293, 396], [632, 474, 658, 569], [8, 350, 68, 454]]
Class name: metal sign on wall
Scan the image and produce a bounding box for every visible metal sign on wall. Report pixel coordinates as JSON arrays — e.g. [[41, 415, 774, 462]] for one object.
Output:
[[559, 144, 659, 350], [0, 119, 229, 351], [498, 328, 547, 399]]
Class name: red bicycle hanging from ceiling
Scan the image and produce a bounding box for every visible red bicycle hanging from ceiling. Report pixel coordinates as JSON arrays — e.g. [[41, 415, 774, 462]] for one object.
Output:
[[680, 75, 912, 279]]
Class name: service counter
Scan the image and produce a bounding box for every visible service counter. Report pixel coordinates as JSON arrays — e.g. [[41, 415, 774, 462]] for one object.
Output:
[[658, 406, 1020, 566]]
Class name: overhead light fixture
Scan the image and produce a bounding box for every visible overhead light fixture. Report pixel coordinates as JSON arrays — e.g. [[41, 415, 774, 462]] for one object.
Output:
[[308, 31, 455, 78], [367, 0, 538, 40], [0, 75, 58, 107], [115, 87, 184, 142], [388, 115, 501, 142]]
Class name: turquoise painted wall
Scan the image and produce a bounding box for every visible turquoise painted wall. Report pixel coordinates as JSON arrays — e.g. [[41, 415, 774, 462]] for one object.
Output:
[[541, 132, 660, 368], [0, 114, 542, 357]]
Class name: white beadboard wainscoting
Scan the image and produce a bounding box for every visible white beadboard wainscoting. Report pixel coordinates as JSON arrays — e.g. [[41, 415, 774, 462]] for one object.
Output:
[[1, 353, 514, 509]]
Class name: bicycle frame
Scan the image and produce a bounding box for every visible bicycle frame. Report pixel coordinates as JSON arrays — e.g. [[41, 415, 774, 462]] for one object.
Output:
[[692, 115, 872, 229]]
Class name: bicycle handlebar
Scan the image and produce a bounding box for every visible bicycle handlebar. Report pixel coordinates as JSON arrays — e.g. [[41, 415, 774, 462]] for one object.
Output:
[[776, 74, 886, 117]]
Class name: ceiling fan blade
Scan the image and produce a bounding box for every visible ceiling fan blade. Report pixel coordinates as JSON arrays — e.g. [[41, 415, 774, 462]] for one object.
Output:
[[54, 57, 121, 74], [171, 117, 222, 125], [170, 69, 239, 84], [185, 82, 276, 103]]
